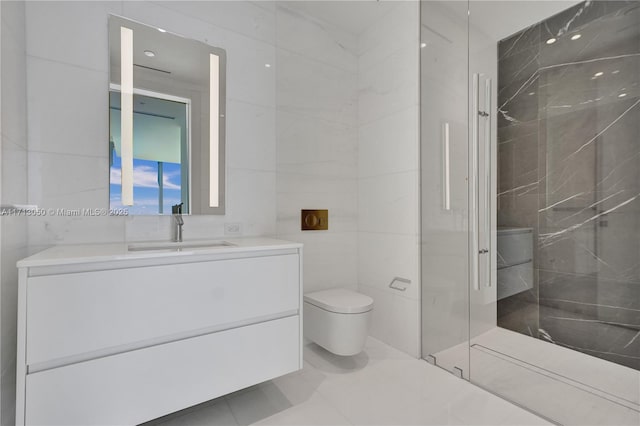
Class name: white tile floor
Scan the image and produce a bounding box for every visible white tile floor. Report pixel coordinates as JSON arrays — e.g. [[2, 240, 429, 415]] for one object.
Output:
[[145, 337, 550, 426], [434, 328, 640, 426]]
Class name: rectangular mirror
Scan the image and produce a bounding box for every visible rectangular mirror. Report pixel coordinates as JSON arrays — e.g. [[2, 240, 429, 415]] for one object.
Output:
[[108, 15, 226, 215]]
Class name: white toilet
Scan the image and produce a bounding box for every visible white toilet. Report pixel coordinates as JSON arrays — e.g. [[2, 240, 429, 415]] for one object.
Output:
[[303, 288, 373, 356]]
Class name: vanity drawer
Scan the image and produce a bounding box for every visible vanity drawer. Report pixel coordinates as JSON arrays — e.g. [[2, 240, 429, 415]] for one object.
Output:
[[26, 254, 300, 366], [24, 316, 300, 426]]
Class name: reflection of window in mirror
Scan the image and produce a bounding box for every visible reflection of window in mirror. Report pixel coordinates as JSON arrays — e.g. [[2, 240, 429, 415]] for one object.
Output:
[[108, 15, 226, 215], [109, 90, 190, 215]]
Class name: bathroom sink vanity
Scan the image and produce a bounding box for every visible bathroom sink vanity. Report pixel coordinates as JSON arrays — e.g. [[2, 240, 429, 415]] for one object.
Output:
[[16, 238, 303, 425]]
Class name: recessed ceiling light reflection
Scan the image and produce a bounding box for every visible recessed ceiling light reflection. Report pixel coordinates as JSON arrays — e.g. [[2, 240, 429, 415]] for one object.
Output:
[[264, 63, 271, 68], [618, 93, 627, 98], [420, 42, 427, 48], [158, 28, 167, 33], [571, 34, 581, 41], [144, 50, 155, 57], [546, 38, 557, 45], [594, 72, 604, 77], [612, 70, 620, 74], [528, 92, 535, 96]]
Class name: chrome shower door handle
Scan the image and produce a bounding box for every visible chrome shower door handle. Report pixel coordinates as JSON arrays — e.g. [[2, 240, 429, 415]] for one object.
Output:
[[471, 73, 480, 291], [472, 74, 493, 290], [484, 78, 492, 288]]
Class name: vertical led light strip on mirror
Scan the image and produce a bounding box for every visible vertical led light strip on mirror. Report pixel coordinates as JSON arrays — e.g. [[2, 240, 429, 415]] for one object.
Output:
[[121, 26, 134, 206], [209, 53, 220, 207]]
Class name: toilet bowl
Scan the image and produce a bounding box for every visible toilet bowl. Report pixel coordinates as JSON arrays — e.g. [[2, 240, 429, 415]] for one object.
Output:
[[303, 288, 373, 356]]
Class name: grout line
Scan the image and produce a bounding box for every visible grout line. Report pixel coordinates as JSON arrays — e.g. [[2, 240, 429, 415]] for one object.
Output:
[[277, 46, 358, 75], [357, 103, 420, 128], [358, 169, 420, 180], [26, 53, 108, 75], [146, 0, 276, 48], [276, 106, 356, 128], [27, 149, 108, 160]]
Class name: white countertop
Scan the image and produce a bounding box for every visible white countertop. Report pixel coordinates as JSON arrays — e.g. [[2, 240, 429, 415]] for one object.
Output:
[[17, 238, 303, 268]]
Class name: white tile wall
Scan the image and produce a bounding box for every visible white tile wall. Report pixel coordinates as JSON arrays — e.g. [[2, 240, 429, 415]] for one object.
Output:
[[274, 1, 421, 356], [358, 171, 420, 235], [358, 44, 419, 125], [226, 100, 276, 172], [27, 151, 110, 210], [358, 233, 421, 300], [25, 56, 110, 157], [356, 1, 421, 358], [1, 1, 28, 424], [25, 1, 122, 73], [276, 111, 357, 179], [275, 5, 358, 74], [358, 106, 419, 178], [275, 3, 359, 295], [157, 1, 276, 45], [358, 1, 421, 70], [276, 49, 357, 126]]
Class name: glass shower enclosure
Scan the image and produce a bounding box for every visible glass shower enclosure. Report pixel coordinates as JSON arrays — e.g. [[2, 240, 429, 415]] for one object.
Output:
[[420, 1, 640, 424]]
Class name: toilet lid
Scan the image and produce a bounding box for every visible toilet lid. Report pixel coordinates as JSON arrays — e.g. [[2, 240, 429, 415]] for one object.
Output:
[[304, 288, 373, 314]]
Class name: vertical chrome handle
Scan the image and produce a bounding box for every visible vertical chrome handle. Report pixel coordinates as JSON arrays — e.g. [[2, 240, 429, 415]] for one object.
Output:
[[471, 74, 480, 291], [443, 122, 451, 211], [484, 78, 492, 288]]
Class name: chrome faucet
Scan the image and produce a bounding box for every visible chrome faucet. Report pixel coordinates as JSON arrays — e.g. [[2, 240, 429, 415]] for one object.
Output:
[[172, 203, 184, 242]]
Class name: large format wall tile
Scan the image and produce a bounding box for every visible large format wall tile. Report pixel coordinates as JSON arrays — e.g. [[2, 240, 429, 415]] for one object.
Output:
[[358, 232, 420, 301], [538, 270, 640, 370], [358, 171, 419, 236], [277, 111, 357, 179], [277, 49, 357, 125], [25, 1, 123, 73], [157, 1, 276, 44], [275, 5, 358, 299], [358, 44, 419, 125], [357, 4, 420, 358], [358, 106, 419, 179], [497, 0, 640, 371], [276, 4, 357, 73], [357, 1, 418, 71], [226, 100, 276, 172], [28, 151, 110, 210], [26, 57, 109, 158]]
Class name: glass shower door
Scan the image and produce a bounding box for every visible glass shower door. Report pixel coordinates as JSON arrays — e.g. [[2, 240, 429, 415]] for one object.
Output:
[[420, 0, 470, 377], [468, 1, 640, 425]]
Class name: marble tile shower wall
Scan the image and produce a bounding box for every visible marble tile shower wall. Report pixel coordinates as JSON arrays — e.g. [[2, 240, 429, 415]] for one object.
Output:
[[497, 18, 543, 342], [24, 1, 278, 251], [497, 0, 640, 370]]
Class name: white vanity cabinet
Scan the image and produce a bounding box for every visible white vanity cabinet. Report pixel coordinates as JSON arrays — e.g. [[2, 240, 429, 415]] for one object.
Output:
[[16, 239, 303, 426]]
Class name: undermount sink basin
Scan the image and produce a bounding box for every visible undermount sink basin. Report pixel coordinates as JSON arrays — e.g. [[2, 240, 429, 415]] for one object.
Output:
[[128, 240, 236, 252]]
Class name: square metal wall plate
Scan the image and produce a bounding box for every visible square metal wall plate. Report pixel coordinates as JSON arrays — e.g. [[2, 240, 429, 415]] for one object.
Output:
[[301, 209, 328, 231]]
